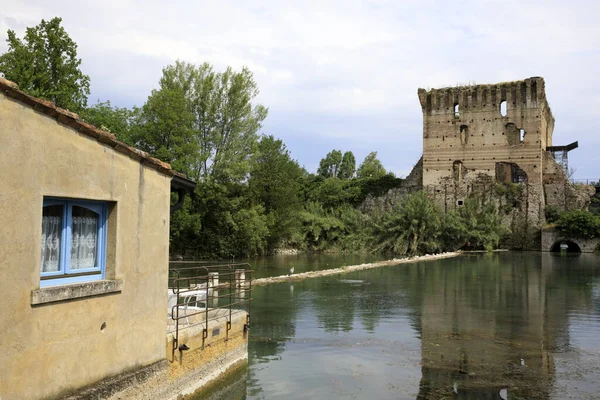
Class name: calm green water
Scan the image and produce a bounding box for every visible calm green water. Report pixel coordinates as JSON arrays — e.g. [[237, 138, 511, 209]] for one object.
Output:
[[195, 252, 600, 399]]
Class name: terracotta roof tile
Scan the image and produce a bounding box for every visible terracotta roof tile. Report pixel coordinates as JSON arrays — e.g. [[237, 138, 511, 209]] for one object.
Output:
[[0, 77, 190, 181]]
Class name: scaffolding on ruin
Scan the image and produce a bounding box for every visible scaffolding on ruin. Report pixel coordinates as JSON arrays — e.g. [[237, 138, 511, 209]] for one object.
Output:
[[547, 141, 578, 176]]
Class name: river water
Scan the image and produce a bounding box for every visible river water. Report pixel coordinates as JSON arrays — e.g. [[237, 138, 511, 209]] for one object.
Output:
[[195, 252, 600, 399]]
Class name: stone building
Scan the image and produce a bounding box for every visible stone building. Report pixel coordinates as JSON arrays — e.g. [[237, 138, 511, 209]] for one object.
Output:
[[0, 77, 251, 400], [0, 77, 197, 399], [416, 77, 592, 233]]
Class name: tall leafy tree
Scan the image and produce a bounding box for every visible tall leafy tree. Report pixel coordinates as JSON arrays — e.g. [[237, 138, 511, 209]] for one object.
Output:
[[138, 61, 268, 257], [357, 151, 386, 178], [250, 135, 302, 214], [0, 17, 90, 112], [249, 135, 303, 248], [150, 61, 267, 182], [131, 80, 197, 176], [339, 151, 356, 180], [317, 150, 343, 178]]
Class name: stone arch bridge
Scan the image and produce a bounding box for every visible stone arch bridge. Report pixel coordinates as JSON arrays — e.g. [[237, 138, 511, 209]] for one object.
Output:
[[542, 228, 600, 253]]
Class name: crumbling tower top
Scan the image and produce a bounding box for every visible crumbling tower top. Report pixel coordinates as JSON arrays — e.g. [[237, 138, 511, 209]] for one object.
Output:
[[417, 77, 554, 133]]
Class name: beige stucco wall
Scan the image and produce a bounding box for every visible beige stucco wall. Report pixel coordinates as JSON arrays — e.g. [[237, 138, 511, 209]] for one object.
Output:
[[0, 93, 171, 400]]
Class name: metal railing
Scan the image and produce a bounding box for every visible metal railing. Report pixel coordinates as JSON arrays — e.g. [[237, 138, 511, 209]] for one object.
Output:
[[168, 262, 252, 363], [570, 179, 600, 186]]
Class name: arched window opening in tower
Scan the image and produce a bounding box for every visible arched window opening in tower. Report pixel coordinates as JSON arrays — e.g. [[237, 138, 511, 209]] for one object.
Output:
[[500, 100, 507, 117]]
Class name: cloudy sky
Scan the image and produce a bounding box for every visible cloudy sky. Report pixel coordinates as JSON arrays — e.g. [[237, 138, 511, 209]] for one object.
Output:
[[2, 0, 599, 178]]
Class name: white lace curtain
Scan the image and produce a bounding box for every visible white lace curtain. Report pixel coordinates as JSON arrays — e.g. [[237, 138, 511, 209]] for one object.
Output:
[[41, 205, 98, 272], [41, 215, 62, 272], [70, 212, 98, 270]]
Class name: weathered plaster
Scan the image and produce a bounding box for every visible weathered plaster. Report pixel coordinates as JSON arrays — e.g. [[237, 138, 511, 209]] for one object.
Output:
[[31, 279, 123, 305], [95, 310, 250, 400], [0, 92, 171, 400]]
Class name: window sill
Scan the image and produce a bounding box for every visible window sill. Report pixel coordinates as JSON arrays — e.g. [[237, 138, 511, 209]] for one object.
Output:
[[31, 279, 123, 305]]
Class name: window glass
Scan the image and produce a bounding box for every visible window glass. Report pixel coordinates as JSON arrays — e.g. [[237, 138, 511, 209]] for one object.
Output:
[[40, 198, 107, 287], [70, 206, 99, 270], [41, 205, 64, 273]]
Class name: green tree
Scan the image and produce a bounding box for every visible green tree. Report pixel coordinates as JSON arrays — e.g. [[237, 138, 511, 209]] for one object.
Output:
[[192, 180, 264, 258], [317, 150, 343, 178], [230, 205, 270, 256], [357, 151, 386, 178], [439, 211, 468, 251], [338, 151, 356, 180], [131, 81, 197, 176], [249, 135, 303, 249], [0, 17, 90, 112], [556, 210, 600, 239], [80, 100, 138, 143], [153, 61, 267, 182], [309, 177, 361, 209], [459, 196, 503, 251], [132, 61, 267, 257], [169, 196, 202, 257], [544, 205, 562, 224], [298, 202, 345, 251], [373, 191, 441, 256]]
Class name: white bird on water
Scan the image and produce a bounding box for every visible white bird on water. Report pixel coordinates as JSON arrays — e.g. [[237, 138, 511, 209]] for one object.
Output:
[[288, 266, 294, 276]]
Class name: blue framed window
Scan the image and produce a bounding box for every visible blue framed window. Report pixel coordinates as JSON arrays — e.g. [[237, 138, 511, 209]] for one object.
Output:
[[40, 198, 107, 287]]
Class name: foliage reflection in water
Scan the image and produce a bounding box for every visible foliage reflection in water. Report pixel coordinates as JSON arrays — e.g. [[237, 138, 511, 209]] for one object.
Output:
[[193, 252, 600, 399]]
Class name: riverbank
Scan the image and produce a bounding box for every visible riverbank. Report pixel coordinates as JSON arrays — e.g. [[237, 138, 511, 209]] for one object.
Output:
[[252, 251, 460, 286]]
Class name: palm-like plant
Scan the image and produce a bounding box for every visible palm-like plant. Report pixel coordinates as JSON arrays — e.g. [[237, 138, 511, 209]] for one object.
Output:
[[373, 192, 441, 256]]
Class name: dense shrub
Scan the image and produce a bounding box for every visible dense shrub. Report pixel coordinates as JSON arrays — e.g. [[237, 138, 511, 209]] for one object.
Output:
[[544, 205, 562, 224], [372, 191, 441, 256], [556, 210, 600, 239]]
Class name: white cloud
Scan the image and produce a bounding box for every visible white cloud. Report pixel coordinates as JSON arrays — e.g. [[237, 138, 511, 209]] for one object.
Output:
[[1, 0, 599, 177]]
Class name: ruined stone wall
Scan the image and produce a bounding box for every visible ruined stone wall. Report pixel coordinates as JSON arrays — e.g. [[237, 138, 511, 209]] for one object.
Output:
[[418, 77, 555, 226], [543, 151, 596, 211], [359, 157, 422, 212]]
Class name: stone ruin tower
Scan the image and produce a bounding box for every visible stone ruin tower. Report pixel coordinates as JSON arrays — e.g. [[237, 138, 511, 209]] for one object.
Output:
[[417, 77, 586, 229]]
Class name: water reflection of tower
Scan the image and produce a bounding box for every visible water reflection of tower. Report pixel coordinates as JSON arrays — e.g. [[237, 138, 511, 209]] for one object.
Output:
[[414, 254, 581, 400]]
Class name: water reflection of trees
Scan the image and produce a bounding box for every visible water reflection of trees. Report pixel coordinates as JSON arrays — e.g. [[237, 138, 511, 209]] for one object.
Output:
[[309, 268, 410, 334], [249, 284, 298, 361], [400, 253, 600, 399], [246, 253, 600, 399], [247, 283, 300, 398]]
